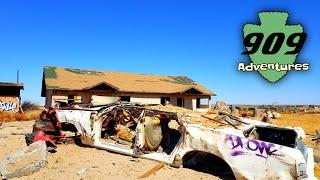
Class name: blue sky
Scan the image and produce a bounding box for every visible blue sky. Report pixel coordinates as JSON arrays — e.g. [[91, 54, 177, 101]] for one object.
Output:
[[0, 1, 319, 105]]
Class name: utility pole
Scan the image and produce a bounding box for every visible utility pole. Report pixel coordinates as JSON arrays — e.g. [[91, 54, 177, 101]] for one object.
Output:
[[17, 70, 19, 83]]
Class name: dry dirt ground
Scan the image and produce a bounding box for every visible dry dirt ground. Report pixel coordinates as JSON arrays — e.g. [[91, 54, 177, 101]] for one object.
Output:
[[0, 121, 218, 180], [1, 113, 320, 179]]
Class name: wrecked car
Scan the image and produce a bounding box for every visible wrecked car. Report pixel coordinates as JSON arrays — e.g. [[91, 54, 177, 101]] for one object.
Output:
[[57, 102, 315, 179]]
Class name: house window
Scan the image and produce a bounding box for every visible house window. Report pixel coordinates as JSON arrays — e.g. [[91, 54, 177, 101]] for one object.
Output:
[[177, 98, 184, 107], [120, 96, 131, 102], [161, 97, 170, 105], [68, 95, 74, 104]]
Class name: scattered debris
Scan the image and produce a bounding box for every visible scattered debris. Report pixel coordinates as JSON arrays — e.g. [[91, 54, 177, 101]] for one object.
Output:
[[10, 132, 27, 135], [272, 111, 281, 119], [0, 141, 47, 179], [130, 159, 139, 162], [230, 106, 240, 117], [316, 130, 320, 140], [266, 111, 273, 118], [214, 101, 230, 113], [262, 116, 272, 123], [253, 108, 265, 118], [138, 162, 165, 179], [265, 111, 281, 119], [265, 111, 280, 119], [312, 130, 320, 141], [314, 154, 320, 164], [76, 168, 87, 176], [33, 131, 57, 152], [249, 109, 282, 121]]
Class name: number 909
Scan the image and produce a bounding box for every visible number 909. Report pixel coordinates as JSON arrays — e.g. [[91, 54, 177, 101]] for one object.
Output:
[[242, 32, 306, 55]]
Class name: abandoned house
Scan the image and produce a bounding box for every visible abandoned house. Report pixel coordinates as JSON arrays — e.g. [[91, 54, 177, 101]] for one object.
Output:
[[0, 82, 24, 112], [41, 66, 215, 110]]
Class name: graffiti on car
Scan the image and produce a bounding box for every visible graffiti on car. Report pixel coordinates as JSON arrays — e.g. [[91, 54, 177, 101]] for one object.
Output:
[[225, 134, 281, 159]]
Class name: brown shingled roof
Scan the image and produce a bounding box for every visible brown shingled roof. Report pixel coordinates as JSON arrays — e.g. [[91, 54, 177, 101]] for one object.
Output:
[[41, 66, 215, 96]]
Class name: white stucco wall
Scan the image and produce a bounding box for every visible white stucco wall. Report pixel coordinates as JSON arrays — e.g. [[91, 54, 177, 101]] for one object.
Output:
[[131, 97, 161, 104], [192, 98, 197, 110]]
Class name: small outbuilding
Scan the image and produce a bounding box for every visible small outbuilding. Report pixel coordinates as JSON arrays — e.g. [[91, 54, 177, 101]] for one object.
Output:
[[41, 66, 215, 110], [0, 82, 24, 112]]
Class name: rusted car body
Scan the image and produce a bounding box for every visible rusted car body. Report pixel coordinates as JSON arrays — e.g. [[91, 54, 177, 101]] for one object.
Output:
[[57, 102, 315, 179]]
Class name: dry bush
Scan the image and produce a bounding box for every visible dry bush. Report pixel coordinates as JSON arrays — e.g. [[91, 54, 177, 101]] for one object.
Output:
[[21, 101, 39, 112], [0, 100, 41, 122], [0, 112, 14, 121], [0, 110, 41, 122]]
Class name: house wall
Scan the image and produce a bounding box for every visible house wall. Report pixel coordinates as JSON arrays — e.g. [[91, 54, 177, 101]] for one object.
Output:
[[46, 90, 210, 110], [46, 90, 53, 106], [131, 97, 161, 104], [169, 96, 210, 110], [0, 96, 20, 112]]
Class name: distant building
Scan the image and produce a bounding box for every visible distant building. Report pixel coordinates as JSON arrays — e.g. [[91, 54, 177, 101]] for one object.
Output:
[[0, 82, 24, 112], [41, 66, 215, 110]]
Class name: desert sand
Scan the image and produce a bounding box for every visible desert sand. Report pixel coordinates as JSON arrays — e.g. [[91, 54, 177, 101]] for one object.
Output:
[[1, 113, 320, 179], [0, 121, 218, 180]]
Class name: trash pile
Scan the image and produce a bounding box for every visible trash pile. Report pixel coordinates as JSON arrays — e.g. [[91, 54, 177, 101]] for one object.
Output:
[[211, 101, 282, 122], [213, 101, 240, 117]]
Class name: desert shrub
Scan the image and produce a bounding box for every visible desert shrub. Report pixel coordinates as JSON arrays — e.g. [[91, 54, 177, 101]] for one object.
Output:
[[21, 101, 39, 112], [0, 110, 41, 122], [0, 112, 14, 121]]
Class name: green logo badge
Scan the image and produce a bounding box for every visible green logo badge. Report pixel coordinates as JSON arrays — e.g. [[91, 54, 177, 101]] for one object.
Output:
[[239, 12, 309, 83]]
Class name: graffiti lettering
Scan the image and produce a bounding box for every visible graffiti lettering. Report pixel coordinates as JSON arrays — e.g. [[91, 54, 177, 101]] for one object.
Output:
[[0, 101, 17, 112], [225, 134, 280, 159]]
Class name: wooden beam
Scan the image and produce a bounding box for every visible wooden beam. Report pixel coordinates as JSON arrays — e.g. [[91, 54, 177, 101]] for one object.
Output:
[[138, 162, 165, 179]]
